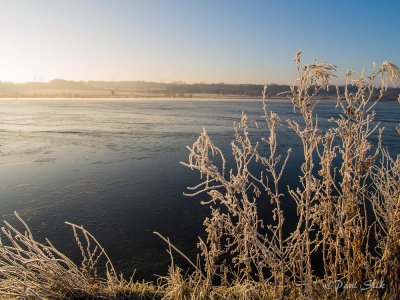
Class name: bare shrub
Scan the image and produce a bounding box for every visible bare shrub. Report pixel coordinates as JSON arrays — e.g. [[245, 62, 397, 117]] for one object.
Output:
[[179, 51, 400, 299]]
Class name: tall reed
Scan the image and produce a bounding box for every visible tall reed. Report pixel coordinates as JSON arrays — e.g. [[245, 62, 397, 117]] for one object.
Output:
[[179, 51, 400, 299]]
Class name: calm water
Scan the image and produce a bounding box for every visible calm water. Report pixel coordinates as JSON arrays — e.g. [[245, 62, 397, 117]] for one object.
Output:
[[0, 99, 399, 280]]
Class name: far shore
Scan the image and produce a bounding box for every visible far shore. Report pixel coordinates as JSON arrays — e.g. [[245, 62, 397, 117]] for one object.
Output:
[[0, 96, 286, 102], [0, 96, 343, 102]]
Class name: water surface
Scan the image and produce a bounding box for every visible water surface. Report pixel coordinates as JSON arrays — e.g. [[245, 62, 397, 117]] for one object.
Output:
[[0, 98, 398, 280]]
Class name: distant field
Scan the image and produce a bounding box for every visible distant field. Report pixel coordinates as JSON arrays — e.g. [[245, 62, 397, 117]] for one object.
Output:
[[1, 80, 398, 100], [0, 88, 282, 100]]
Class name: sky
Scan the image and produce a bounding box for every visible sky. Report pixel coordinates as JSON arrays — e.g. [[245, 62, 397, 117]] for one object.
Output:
[[0, 0, 399, 84]]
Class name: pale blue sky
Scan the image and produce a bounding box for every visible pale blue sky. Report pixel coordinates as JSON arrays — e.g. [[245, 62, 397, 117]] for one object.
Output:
[[0, 0, 399, 83]]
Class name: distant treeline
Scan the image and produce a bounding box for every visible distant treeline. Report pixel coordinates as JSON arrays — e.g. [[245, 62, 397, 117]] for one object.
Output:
[[0, 79, 398, 100]]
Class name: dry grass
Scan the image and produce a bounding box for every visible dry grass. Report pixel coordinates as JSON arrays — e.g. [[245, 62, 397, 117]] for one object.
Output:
[[0, 213, 158, 299], [0, 52, 399, 299], [178, 51, 400, 299]]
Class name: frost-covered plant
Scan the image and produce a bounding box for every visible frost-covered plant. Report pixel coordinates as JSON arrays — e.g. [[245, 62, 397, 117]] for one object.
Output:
[[180, 51, 400, 299], [0, 212, 156, 299]]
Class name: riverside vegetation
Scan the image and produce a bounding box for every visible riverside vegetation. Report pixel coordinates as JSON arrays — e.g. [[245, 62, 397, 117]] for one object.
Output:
[[0, 52, 399, 299]]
